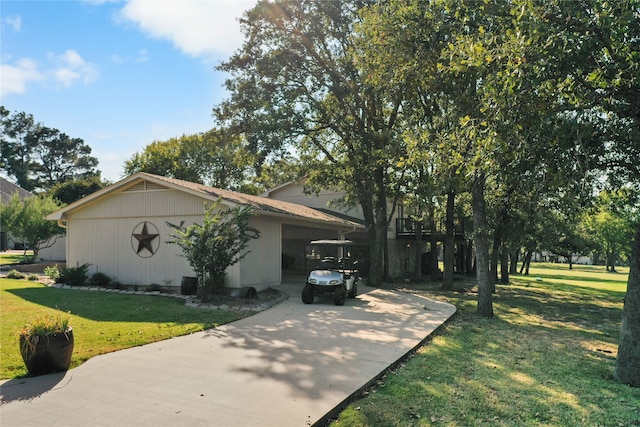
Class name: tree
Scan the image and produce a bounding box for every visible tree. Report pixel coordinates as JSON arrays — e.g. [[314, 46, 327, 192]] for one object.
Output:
[[0, 193, 64, 262], [29, 126, 99, 190], [167, 201, 260, 303], [584, 190, 635, 272], [216, 0, 412, 286], [0, 107, 38, 191], [123, 130, 263, 193], [532, 0, 640, 387], [46, 176, 106, 205], [1, 107, 100, 192], [123, 135, 202, 183]]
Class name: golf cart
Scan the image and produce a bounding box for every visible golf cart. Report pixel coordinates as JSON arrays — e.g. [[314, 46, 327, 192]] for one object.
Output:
[[302, 239, 360, 306]]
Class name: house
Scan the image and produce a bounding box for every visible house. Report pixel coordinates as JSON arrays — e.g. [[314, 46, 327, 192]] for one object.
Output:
[[263, 178, 473, 277], [46, 173, 363, 291]]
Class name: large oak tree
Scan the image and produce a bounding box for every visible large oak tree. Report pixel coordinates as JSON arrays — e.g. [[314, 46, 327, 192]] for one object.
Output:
[[215, 0, 410, 286]]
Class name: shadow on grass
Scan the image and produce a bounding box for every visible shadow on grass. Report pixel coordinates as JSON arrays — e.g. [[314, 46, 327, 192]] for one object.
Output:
[[5, 286, 219, 325], [355, 280, 638, 427]]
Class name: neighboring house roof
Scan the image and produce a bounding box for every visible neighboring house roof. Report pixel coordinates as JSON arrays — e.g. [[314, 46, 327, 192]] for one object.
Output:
[[0, 177, 33, 204], [47, 172, 364, 231], [259, 178, 306, 198], [313, 207, 364, 226]]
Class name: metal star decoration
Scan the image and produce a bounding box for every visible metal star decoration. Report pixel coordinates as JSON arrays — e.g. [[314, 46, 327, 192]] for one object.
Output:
[[132, 222, 159, 256]]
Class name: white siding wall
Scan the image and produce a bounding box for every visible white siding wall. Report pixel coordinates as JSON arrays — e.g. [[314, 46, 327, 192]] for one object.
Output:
[[268, 182, 399, 239], [269, 184, 363, 220], [66, 188, 205, 289], [64, 186, 285, 290], [39, 234, 66, 261]]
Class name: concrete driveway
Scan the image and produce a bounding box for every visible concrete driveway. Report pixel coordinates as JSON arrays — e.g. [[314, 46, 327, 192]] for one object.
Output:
[[0, 278, 456, 427]]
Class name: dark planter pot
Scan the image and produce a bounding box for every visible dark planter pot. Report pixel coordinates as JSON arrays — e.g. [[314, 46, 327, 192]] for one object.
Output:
[[20, 330, 74, 376], [181, 276, 198, 295]]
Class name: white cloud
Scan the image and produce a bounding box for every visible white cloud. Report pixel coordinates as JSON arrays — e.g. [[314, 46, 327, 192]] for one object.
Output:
[[1, 50, 98, 96], [118, 0, 257, 59], [3, 15, 22, 31], [0, 58, 44, 96], [47, 49, 99, 87]]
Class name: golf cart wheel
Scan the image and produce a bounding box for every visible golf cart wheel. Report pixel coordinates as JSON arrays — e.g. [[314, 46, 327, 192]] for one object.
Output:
[[302, 284, 315, 304], [333, 285, 346, 306], [348, 280, 358, 299]]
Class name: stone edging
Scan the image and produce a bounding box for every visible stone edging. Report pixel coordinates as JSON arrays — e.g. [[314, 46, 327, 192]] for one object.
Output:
[[47, 283, 289, 312]]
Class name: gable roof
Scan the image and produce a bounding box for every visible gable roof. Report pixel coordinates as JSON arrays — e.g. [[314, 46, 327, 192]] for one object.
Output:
[[259, 178, 306, 198], [0, 177, 33, 205], [47, 172, 363, 231]]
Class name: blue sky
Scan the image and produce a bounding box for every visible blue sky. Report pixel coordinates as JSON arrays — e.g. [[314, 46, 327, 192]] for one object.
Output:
[[1, 0, 257, 182]]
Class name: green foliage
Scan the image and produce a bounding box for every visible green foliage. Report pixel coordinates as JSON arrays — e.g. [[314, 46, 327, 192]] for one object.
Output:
[[88, 272, 111, 287], [19, 312, 71, 338], [43, 265, 60, 281], [123, 130, 263, 192], [168, 200, 260, 302], [0, 193, 64, 262], [216, 0, 408, 286], [1, 106, 100, 192], [6, 270, 24, 280], [27, 274, 39, 281], [46, 176, 106, 205], [59, 263, 91, 287], [583, 189, 638, 270]]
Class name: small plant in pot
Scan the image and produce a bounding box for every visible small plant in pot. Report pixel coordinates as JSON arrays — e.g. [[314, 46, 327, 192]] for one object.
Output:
[[18, 312, 74, 376]]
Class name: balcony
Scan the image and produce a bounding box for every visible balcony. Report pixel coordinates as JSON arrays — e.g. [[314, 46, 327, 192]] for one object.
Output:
[[395, 217, 471, 241]]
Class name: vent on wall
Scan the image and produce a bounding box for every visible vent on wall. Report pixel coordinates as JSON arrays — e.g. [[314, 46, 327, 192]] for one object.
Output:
[[124, 180, 167, 192]]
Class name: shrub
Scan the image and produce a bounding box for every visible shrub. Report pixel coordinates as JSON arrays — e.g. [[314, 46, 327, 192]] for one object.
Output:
[[59, 264, 90, 287], [44, 265, 60, 281], [7, 270, 24, 280], [88, 272, 111, 287], [27, 274, 39, 281], [167, 200, 260, 302]]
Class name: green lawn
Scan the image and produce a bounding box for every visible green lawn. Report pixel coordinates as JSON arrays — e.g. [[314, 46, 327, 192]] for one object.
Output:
[[332, 263, 640, 426], [0, 251, 32, 265], [0, 277, 250, 379]]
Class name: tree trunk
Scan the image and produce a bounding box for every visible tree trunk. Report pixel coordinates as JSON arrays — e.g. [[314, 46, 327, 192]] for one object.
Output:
[[525, 251, 532, 275], [473, 173, 493, 318], [384, 232, 390, 278], [367, 190, 387, 287], [520, 250, 532, 275], [510, 247, 519, 274], [442, 191, 455, 290], [500, 246, 510, 284], [615, 222, 640, 387], [490, 227, 501, 293], [429, 208, 439, 274], [466, 239, 474, 276], [414, 219, 422, 279], [611, 251, 618, 273]]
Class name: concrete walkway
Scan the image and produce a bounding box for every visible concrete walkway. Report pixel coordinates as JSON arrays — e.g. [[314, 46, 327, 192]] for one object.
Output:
[[0, 279, 456, 427]]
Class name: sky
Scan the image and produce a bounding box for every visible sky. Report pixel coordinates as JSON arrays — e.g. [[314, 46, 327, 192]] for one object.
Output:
[[1, 0, 258, 183]]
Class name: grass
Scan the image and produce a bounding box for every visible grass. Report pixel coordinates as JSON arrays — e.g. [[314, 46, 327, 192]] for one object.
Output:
[[0, 251, 32, 265], [331, 263, 640, 427], [0, 277, 250, 379]]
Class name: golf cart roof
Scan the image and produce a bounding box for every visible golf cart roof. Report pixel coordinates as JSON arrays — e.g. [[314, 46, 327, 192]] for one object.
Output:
[[309, 239, 358, 246]]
